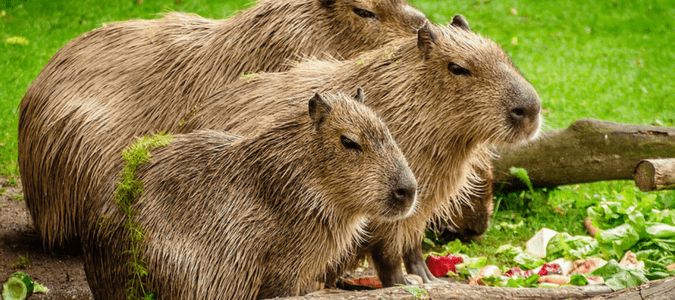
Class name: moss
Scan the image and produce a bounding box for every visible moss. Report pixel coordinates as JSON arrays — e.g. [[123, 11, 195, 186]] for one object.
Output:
[[10, 255, 31, 269], [113, 133, 172, 300], [239, 71, 264, 83]]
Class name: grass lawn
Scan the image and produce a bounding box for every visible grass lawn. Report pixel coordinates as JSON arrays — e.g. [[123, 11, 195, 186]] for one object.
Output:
[[2, 0, 674, 268]]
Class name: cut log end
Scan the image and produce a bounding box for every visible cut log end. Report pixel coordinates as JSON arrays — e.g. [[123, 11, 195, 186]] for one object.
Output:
[[634, 158, 675, 192]]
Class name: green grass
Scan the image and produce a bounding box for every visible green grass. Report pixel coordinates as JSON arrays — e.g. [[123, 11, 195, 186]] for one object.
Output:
[[1, 0, 674, 270], [0, 0, 250, 177]]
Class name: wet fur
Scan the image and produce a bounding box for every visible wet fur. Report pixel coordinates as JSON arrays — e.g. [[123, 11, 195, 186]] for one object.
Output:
[[179, 24, 541, 285], [83, 92, 414, 299], [18, 0, 427, 250]]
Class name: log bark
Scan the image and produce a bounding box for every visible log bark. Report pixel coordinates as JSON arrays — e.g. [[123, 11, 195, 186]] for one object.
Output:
[[276, 277, 675, 300], [634, 158, 675, 192], [491, 119, 675, 191], [589, 277, 675, 300], [278, 282, 614, 300]]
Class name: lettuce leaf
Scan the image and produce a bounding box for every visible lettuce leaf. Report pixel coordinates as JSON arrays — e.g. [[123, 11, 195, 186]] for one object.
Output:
[[588, 259, 648, 291], [546, 232, 599, 261]]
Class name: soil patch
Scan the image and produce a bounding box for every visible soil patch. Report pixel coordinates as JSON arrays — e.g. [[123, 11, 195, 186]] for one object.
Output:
[[0, 177, 93, 300]]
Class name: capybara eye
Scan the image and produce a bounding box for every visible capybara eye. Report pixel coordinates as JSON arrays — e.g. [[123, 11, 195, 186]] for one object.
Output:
[[353, 8, 378, 20], [340, 135, 362, 151], [448, 62, 471, 76]]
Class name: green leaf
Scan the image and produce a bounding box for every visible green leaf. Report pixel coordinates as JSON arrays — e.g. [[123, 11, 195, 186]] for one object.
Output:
[[569, 274, 588, 286], [513, 252, 545, 270], [496, 244, 523, 259], [423, 237, 435, 248], [509, 167, 533, 192], [33, 283, 49, 294], [546, 232, 599, 261], [588, 260, 648, 291], [645, 222, 675, 239], [596, 223, 640, 260]]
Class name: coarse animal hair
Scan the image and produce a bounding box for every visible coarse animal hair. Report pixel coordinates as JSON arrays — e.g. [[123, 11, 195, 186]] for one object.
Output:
[[83, 91, 417, 300], [178, 21, 542, 286], [18, 0, 428, 250]]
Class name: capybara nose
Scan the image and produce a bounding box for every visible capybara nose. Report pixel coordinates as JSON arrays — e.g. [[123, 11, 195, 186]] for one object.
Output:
[[508, 100, 540, 126], [393, 186, 416, 204], [391, 172, 417, 210]]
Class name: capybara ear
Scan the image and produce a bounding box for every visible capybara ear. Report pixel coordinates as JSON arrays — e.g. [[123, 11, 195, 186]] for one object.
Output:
[[355, 87, 365, 104], [319, 0, 336, 8], [451, 14, 471, 31], [417, 21, 438, 60], [308, 93, 332, 130]]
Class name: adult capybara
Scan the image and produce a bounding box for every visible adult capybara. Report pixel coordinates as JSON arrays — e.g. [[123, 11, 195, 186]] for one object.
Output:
[[179, 19, 542, 286], [18, 0, 428, 250], [83, 91, 417, 300]]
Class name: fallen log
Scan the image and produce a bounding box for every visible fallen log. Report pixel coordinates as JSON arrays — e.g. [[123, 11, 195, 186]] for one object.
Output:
[[634, 158, 675, 192], [279, 282, 614, 300], [589, 277, 675, 300], [278, 277, 675, 300], [491, 119, 675, 191]]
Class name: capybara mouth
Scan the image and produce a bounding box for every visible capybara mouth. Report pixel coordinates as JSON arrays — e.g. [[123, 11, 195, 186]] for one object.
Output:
[[438, 225, 485, 243], [380, 193, 418, 221], [496, 110, 543, 146]]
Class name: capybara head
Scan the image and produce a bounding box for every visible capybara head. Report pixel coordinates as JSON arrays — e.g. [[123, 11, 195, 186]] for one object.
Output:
[[317, 0, 427, 56], [413, 19, 542, 146], [436, 166, 495, 242], [307, 89, 418, 220]]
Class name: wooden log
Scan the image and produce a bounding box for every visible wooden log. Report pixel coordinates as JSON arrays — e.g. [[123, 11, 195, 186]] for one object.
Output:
[[491, 119, 675, 191], [276, 277, 675, 300], [278, 282, 614, 300], [589, 277, 675, 300], [634, 158, 675, 192]]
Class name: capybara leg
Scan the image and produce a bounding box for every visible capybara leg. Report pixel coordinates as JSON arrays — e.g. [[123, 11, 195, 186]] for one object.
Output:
[[370, 243, 407, 287], [403, 245, 443, 284]]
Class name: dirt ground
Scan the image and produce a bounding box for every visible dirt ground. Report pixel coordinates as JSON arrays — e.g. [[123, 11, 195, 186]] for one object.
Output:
[[0, 177, 93, 300]]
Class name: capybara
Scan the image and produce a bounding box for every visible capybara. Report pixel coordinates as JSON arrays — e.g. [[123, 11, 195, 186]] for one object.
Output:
[[178, 19, 541, 286], [432, 166, 494, 242], [18, 0, 428, 250], [83, 91, 417, 300]]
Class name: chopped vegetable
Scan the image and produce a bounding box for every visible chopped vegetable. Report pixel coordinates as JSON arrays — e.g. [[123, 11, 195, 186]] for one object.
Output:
[[2, 273, 34, 300], [469, 265, 501, 286], [569, 274, 588, 286], [588, 259, 649, 291]]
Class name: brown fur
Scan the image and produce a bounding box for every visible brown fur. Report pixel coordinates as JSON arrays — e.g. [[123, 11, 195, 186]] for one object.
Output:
[[18, 0, 428, 250], [178, 22, 542, 285], [82, 92, 417, 300], [433, 166, 494, 242]]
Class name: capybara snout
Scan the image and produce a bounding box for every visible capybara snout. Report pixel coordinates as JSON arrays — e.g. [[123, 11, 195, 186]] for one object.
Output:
[[387, 160, 418, 219], [503, 71, 542, 143]]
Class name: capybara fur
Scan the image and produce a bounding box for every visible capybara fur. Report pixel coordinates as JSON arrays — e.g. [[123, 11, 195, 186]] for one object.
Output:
[[433, 166, 494, 242], [178, 20, 542, 285], [83, 91, 417, 300], [18, 0, 428, 250]]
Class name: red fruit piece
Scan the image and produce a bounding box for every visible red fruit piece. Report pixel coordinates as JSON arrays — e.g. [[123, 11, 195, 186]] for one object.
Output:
[[344, 276, 383, 289], [538, 263, 561, 276], [504, 267, 523, 278], [427, 254, 464, 277]]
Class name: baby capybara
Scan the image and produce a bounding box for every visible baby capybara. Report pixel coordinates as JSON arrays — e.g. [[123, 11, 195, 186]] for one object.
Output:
[[179, 20, 542, 286], [83, 91, 417, 300], [18, 0, 427, 250]]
